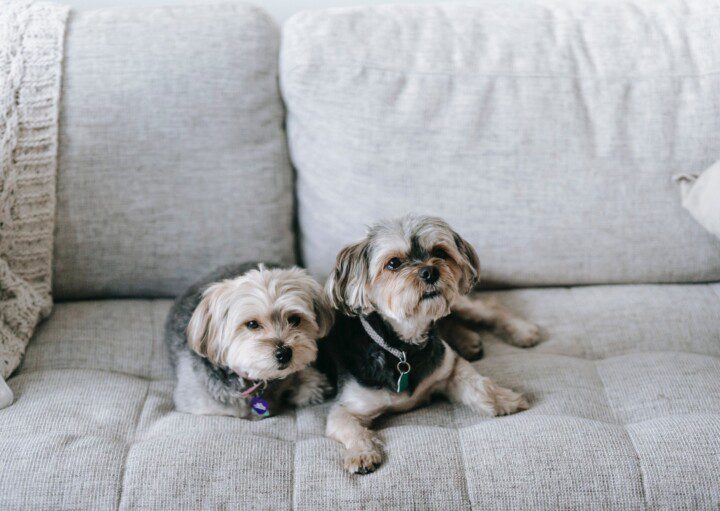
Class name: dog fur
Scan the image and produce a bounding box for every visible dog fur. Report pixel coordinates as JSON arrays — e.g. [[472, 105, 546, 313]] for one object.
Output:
[[165, 262, 334, 419], [321, 215, 537, 473]]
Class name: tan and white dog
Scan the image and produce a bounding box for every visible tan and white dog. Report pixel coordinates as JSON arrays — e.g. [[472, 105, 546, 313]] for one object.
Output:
[[165, 262, 334, 419], [321, 215, 539, 474]]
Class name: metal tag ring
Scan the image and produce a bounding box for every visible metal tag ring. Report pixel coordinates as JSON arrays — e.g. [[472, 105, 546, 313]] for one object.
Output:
[[397, 361, 411, 374]]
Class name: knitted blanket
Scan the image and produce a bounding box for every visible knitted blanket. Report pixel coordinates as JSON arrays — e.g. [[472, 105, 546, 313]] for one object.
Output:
[[0, 1, 68, 379]]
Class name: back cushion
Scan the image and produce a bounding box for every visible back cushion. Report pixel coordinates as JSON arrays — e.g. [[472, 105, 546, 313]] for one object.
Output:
[[54, 3, 295, 299], [281, 0, 720, 286]]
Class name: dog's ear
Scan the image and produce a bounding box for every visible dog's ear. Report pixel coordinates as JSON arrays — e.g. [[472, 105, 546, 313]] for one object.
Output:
[[312, 283, 335, 338], [325, 239, 372, 316], [186, 283, 226, 361], [453, 231, 481, 294], [293, 269, 335, 338]]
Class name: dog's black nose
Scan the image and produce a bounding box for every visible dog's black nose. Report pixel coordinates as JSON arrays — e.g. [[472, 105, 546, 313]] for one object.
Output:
[[274, 345, 292, 365], [419, 265, 439, 284]]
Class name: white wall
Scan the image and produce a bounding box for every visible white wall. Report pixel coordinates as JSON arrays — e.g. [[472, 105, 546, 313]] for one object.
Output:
[[59, 0, 453, 22]]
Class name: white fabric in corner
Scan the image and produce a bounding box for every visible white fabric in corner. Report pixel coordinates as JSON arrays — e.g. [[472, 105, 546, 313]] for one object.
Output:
[[0, 376, 13, 409], [675, 162, 720, 239]]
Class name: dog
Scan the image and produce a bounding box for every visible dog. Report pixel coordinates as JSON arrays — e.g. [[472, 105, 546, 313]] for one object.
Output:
[[321, 215, 539, 473], [165, 262, 334, 419]]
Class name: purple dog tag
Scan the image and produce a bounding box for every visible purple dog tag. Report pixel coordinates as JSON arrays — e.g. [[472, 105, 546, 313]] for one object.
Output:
[[251, 396, 270, 417]]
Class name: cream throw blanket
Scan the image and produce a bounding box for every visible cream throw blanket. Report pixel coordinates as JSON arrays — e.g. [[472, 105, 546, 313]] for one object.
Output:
[[0, 1, 68, 382]]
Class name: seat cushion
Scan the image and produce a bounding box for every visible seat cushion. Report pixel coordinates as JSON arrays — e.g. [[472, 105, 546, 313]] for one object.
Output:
[[1, 284, 719, 509], [281, 1, 720, 286], [54, 3, 295, 299]]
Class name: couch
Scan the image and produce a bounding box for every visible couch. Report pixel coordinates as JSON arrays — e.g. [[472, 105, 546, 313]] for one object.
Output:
[[1, 1, 719, 509]]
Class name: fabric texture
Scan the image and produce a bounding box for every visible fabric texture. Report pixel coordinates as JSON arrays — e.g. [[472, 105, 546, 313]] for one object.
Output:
[[1, 284, 719, 509], [0, 1, 68, 378], [675, 161, 720, 239], [53, 2, 296, 299], [281, 0, 720, 286], [0, 375, 12, 409]]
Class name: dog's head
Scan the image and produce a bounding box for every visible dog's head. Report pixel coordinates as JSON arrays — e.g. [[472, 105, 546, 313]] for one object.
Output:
[[186, 265, 333, 381], [326, 215, 480, 340]]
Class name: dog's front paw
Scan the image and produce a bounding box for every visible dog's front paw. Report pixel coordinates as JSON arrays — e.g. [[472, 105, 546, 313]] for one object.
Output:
[[344, 446, 382, 475], [451, 329, 485, 361], [507, 319, 541, 347], [492, 385, 529, 416], [292, 381, 327, 407], [291, 368, 334, 407], [459, 341, 484, 362]]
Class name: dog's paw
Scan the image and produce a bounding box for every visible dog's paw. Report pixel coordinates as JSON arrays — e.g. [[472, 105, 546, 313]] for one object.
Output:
[[453, 332, 485, 361], [507, 319, 541, 348], [291, 368, 333, 407], [460, 342, 484, 362], [343, 447, 382, 475], [292, 382, 327, 407], [492, 385, 529, 416]]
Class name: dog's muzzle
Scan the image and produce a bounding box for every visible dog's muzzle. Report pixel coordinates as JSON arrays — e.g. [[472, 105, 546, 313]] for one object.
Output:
[[274, 345, 292, 366]]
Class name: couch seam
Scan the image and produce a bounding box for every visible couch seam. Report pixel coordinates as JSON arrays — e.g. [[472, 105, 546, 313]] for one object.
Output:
[[623, 427, 651, 511], [283, 61, 720, 82], [577, 297, 648, 510], [476, 349, 720, 363], [594, 362, 649, 511], [146, 300, 157, 380], [571, 287, 594, 360], [115, 380, 151, 511], [315, 411, 720, 434], [450, 409, 474, 511], [16, 348, 720, 382], [11, 367, 169, 381], [291, 408, 298, 511]]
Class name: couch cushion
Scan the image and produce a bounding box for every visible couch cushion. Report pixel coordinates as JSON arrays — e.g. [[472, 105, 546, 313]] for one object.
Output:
[[54, 2, 295, 299], [281, 1, 720, 286], [2, 283, 718, 509]]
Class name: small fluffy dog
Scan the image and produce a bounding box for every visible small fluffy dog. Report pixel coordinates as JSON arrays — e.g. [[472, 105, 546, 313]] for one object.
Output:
[[165, 262, 334, 419], [322, 215, 539, 473]]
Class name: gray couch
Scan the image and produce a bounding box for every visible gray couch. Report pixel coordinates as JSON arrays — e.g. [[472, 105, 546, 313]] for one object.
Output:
[[2, 1, 720, 509]]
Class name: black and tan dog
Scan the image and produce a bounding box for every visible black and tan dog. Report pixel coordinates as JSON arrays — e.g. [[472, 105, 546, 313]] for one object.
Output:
[[321, 215, 539, 474]]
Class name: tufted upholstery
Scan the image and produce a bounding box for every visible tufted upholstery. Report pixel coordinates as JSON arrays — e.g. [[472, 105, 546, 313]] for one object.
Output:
[[2, 284, 719, 509]]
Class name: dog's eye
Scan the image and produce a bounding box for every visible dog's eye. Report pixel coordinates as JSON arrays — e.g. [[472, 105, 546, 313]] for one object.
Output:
[[386, 257, 402, 271], [432, 247, 448, 260], [288, 315, 301, 327], [246, 320, 260, 330]]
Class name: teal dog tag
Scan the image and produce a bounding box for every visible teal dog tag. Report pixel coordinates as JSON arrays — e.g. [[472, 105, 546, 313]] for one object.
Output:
[[396, 361, 411, 393]]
